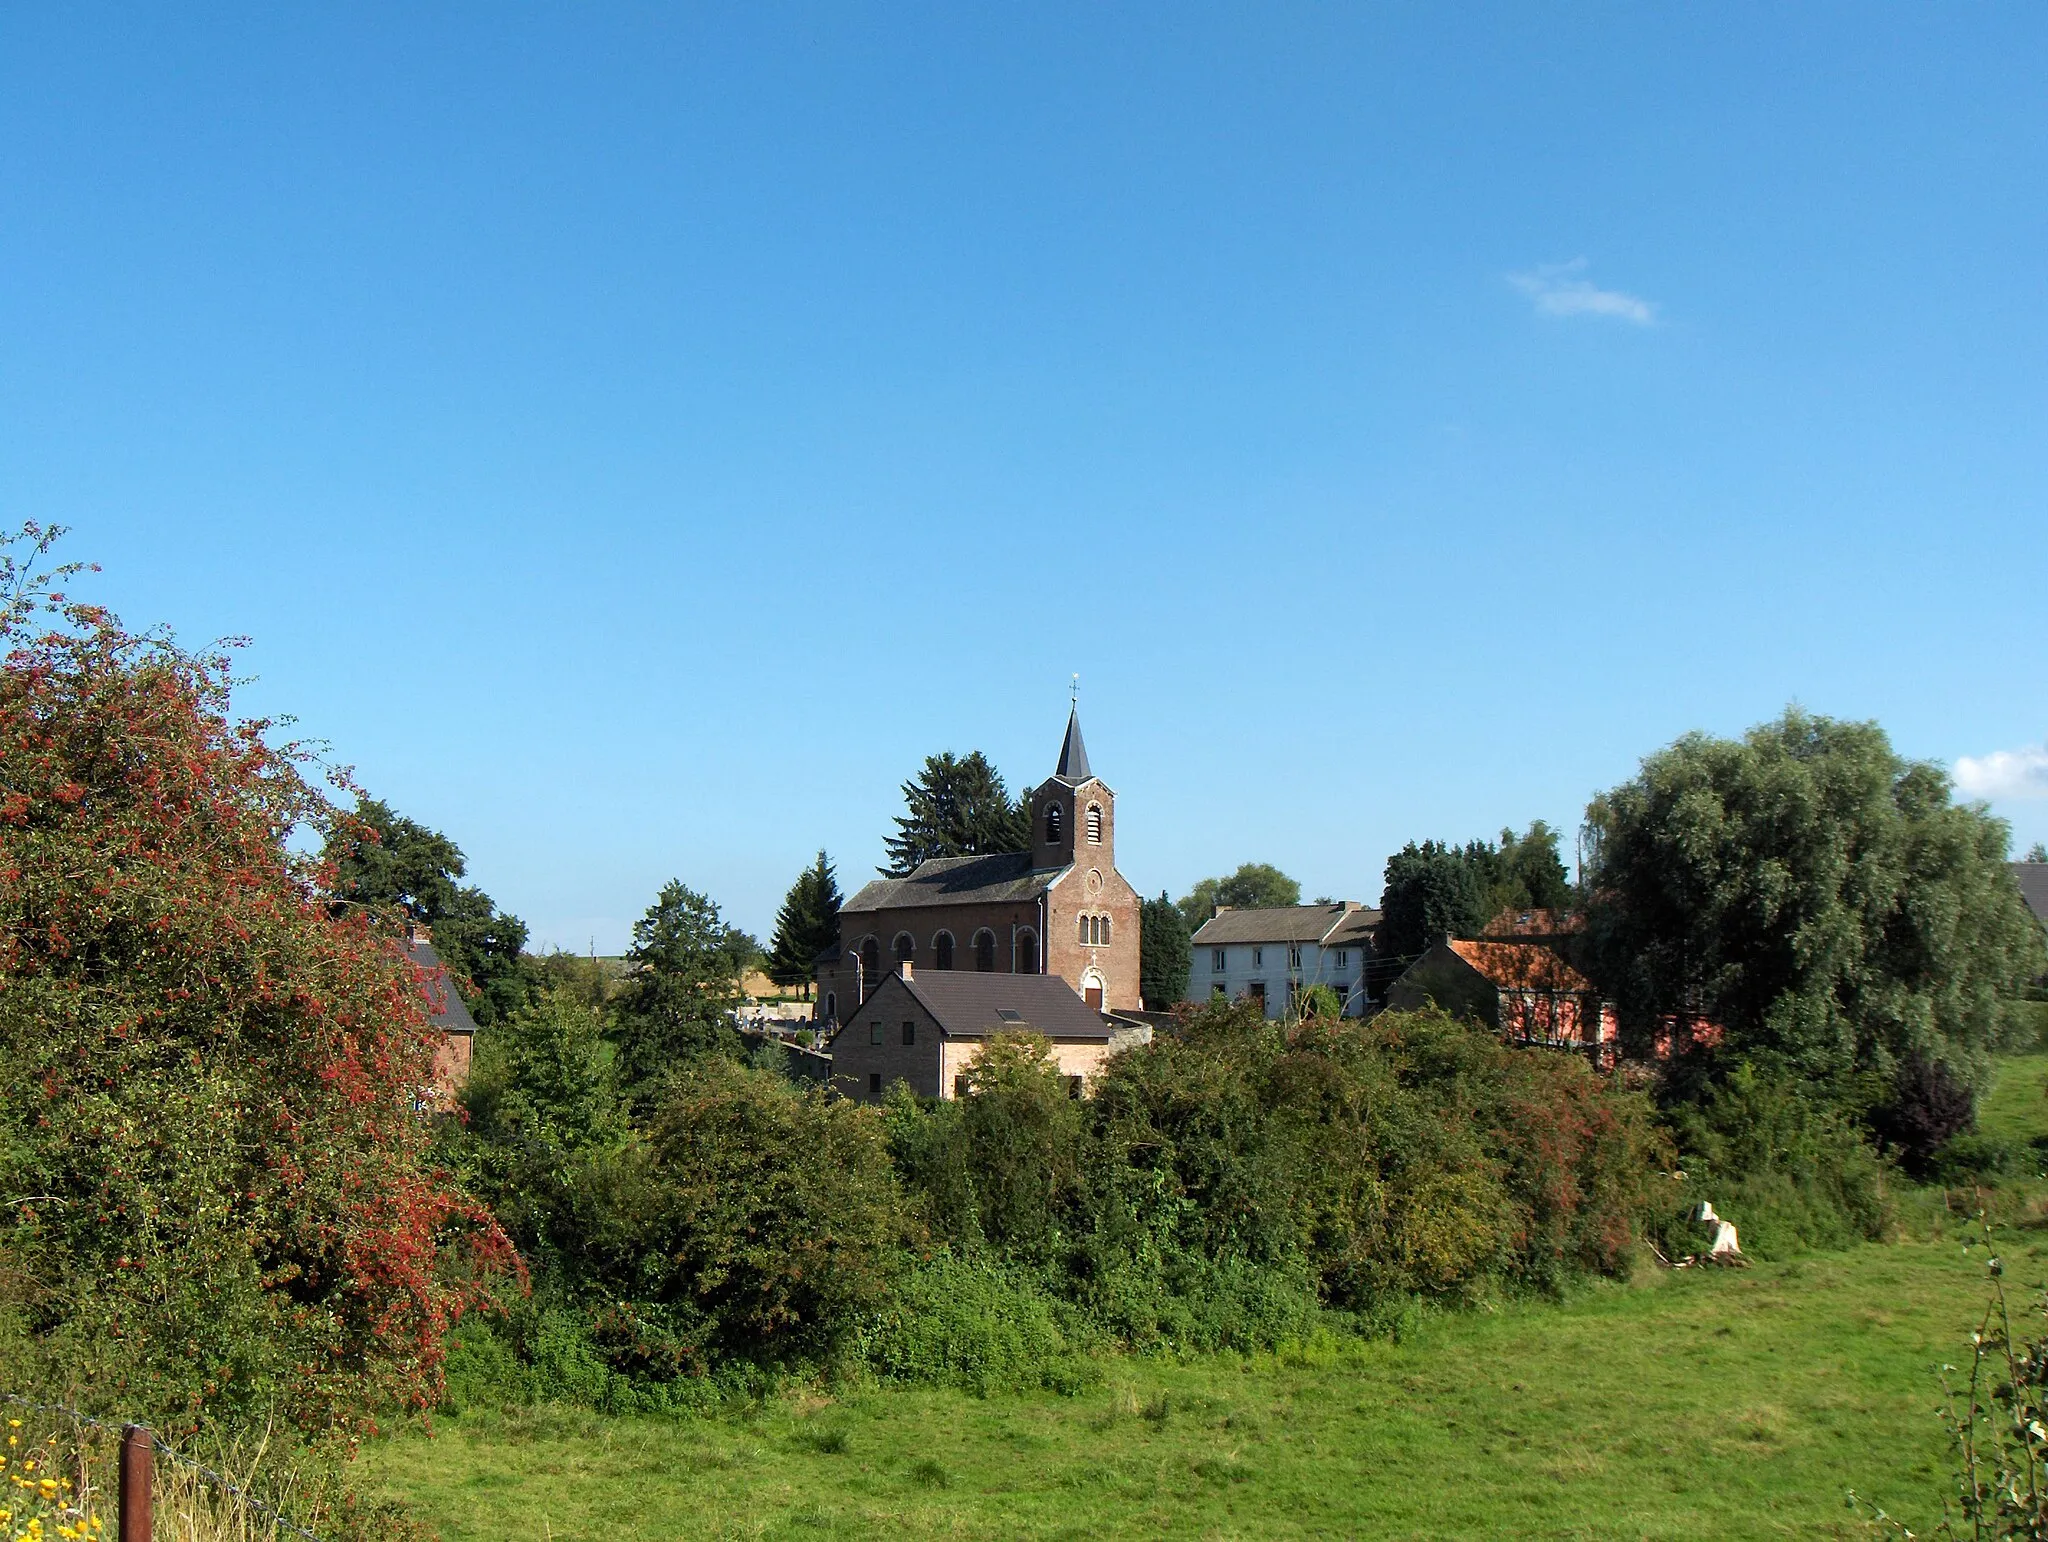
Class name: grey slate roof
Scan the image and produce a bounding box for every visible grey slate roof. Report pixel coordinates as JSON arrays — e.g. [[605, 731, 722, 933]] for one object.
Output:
[[1054, 706, 1093, 783], [405, 940, 478, 1035], [1192, 903, 1377, 947], [899, 971, 1113, 1041], [844, 851, 1053, 912], [2015, 863, 2048, 927]]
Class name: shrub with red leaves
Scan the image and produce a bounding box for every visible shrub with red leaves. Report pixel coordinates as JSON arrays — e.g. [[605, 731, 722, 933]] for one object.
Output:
[[0, 526, 518, 1433]]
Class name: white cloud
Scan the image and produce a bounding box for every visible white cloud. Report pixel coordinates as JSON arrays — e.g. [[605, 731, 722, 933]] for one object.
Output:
[[1509, 260, 1657, 325], [1954, 742, 2048, 801]]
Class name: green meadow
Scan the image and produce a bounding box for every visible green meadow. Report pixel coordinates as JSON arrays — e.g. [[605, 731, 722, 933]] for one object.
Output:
[[353, 1056, 2048, 1541]]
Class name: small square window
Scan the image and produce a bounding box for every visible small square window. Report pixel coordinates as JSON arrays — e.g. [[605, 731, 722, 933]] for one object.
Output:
[[902, 1020, 916, 1046], [868, 1072, 882, 1095], [954, 1074, 970, 1098], [869, 1021, 883, 1045]]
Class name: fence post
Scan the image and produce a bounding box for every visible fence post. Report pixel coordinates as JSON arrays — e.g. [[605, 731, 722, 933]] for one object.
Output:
[[119, 1423, 152, 1542]]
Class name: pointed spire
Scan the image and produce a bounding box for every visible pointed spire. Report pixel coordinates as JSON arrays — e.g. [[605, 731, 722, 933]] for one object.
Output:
[[1055, 705, 1092, 783]]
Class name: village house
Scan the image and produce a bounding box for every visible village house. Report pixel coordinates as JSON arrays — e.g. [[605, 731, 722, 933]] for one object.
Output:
[[1188, 902, 1381, 1017], [2015, 860, 2048, 932], [815, 708, 1142, 1021], [405, 923, 477, 1102], [829, 967, 1150, 1102], [1385, 938, 1619, 1065]]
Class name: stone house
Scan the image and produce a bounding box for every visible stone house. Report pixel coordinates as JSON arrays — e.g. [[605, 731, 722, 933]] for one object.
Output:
[[815, 708, 1142, 1021], [405, 924, 477, 1102], [1386, 938, 1619, 1065], [1188, 902, 1380, 1017], [829, 966, 1150, 1103]]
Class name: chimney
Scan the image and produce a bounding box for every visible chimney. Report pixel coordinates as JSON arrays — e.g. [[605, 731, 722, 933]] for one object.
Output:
[[899, 962, 914, 980]]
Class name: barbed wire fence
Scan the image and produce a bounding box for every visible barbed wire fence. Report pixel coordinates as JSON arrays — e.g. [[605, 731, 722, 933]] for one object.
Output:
[[1, 1392, 325, 1542]]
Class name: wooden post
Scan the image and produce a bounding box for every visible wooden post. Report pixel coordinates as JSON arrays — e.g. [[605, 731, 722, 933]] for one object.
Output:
[[119, 1423, 152, 1542]]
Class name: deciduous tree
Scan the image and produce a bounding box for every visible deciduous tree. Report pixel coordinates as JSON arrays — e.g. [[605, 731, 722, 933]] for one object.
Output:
[[1175, 863, 1301, 931], [1582, 708, 2047, 1078]]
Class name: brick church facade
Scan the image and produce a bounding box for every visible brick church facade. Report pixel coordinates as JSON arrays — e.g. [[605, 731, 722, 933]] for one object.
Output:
[[815, 709, 1142, 1022]]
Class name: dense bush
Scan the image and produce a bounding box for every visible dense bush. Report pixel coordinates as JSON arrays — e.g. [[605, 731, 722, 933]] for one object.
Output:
[[1657, 1062, 1892, 1257], [0, 526, 515, 1433]]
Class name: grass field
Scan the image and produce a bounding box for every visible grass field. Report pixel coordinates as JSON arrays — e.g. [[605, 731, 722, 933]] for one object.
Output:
[[359, 1233, 2048, 1540], [356, 1053, 2048, 1540]]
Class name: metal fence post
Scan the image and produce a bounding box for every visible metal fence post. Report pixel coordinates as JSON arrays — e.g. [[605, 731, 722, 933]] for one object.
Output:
[[119, 1423, 152, 1542]]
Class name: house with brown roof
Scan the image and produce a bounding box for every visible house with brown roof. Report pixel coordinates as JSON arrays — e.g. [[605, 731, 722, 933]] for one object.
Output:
[[815, 709, 1141, 1023], [1188, 902, 1380, 1017], [1385, 938, 1618, 1064], [829, 966, 1150, 1102]]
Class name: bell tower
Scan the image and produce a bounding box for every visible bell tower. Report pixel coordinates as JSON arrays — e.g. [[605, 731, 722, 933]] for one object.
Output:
[[1030, 706, 1112, 871]]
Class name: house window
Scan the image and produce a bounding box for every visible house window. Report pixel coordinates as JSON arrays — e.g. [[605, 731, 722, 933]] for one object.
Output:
[[1212, 982, 1226, 996], [824, 991, 837, 1021], [870, 1021, 883, 1045], [1086, 804, 1103, 843], [1252, 947, 1263, 967], [893, 932, 915, 965], [1018, 929, 1040, 974], [1046, 803, 1062, 843], [1212, 948, 1226, 971], [1336, 949, 1349, 967], [934, 931, 954, 970], [1288, 944, 1302, 969], [954, 1075, 970, 1099], [1248, 982, 1267, 1007], [974, 929, 996, 971], [869, 1072, 882, 1096], [1067, 1075, 1085, 1099], [902, 1020, 916, 1046]]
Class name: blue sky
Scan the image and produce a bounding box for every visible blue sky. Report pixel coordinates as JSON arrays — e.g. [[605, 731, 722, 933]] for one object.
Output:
[[4, 5, 2044, 951]]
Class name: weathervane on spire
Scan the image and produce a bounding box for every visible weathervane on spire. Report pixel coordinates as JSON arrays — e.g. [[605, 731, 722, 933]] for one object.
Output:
[[1070, 672, 1079, 706]]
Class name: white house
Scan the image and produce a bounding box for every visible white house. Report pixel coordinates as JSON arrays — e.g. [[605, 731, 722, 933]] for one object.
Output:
[[1187, 902, 1380, 1018]]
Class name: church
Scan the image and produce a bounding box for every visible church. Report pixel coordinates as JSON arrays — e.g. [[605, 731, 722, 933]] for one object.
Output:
[[815, 708, 1142, 1026]]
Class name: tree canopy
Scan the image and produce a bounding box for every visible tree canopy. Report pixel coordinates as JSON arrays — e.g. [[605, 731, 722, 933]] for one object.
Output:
[[0, 524, 513, 1430], [1582, 708, 2047, 1079], [1175, 863, 1301, 931], [766, 850, 842, 990], [882, 750, 1029, 875], [324, 795, 531, 1025], [1139, 892, 1192, 1010], [1377, 822, 1575, 962], [612, 879, 744, 1101]]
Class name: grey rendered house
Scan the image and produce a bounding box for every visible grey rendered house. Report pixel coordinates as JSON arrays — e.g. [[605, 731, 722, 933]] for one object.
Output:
[[1188, 902, 1380, 1018]]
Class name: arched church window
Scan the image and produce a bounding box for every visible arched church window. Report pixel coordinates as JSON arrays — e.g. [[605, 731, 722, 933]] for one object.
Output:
[[934, 931, 955, 970], [1078, 915, 1090, 946], [1100, 915, 1111, 946], [860, 937, 880, 988], [1018, 929, 1040, 974], [973, 929, 996, 972], [1086, 804, 1103, 843], [893, 933, 915, 966], [1046, 803, 1062, 843]]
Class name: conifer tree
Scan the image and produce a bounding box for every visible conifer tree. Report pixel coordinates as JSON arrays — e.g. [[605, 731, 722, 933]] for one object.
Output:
[[1140, 892, 1192, 1010], [612, 880, 743, 1102], [882, 750, 1029, 875], [767, 850, 843, 992]]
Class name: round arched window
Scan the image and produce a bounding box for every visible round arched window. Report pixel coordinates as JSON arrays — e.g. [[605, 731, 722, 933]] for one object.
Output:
[[1046, 803, 1063, 843], [1018, 929, 1040, 974], [973, 929, 996, 972], [860, 937, 880, 981], [1086, 804, 1103, 843], [893, 932, 915, 965], [934, 931, 955, 970]]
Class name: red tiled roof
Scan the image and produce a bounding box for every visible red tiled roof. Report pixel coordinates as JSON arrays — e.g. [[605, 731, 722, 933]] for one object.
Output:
[[1448, 939, 1592, 992]]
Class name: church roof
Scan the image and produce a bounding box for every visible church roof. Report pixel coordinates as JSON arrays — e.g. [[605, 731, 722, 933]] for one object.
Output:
[[844, 851, 1054, 912], [1054, 706, 1092, 784]]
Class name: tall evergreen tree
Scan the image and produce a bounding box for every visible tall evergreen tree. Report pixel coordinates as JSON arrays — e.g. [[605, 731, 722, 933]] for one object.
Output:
[[1139, 892, 1192, 1010], [612, 880, 743, 1103], [882, 750, 1029, 875], [324, 795, 530, 1025], [767, 851, 843, 992]]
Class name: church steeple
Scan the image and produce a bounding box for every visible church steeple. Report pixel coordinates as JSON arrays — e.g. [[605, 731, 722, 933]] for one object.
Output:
[[1055, 705, 1092, 784]]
